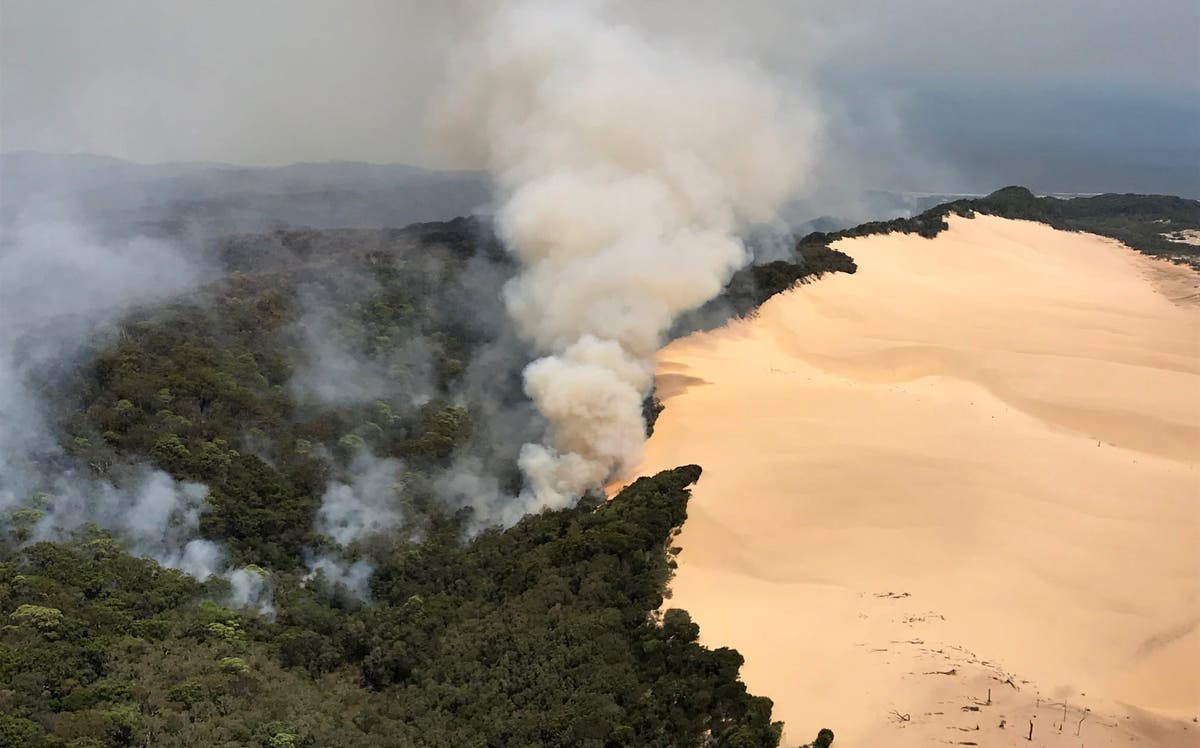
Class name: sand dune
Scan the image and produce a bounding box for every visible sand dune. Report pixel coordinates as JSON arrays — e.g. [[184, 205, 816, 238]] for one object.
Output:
[[620, 215, 1200, 746]]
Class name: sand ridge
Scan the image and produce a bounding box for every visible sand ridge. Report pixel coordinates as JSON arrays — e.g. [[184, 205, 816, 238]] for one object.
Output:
[[619, 214, 1200, 746]]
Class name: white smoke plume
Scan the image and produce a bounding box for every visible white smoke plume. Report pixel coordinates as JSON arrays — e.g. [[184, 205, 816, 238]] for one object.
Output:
[[437, 0, 819, 514], [314, 451, 406, 546], [29, 471, 275, 616], [227, 566, 276, 618], [30, 469, 209, 560], [305, 452, 404, 601], [304, 554, 375, 602]]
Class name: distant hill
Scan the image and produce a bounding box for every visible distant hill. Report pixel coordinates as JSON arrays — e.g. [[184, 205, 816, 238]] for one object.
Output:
[[0, 151, 490, 236]]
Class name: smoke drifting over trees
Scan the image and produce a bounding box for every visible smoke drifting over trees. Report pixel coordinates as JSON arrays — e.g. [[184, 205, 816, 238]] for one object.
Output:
[[438, 0, 819, 512], [0, 1, 846, 612], [0, 224, 198, 497], [0, 1, 838, 603], [0, 218, 278, 609]]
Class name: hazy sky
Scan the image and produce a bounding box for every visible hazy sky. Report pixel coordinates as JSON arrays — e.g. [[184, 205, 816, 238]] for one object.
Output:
[[2, 1, 1198, 184]]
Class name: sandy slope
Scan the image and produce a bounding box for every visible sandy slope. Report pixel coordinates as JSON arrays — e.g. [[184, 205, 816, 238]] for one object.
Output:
[[619, 215, 1200, 746]]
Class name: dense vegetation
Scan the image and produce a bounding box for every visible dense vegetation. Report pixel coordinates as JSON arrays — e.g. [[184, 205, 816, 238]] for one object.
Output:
[[43, 216, 857, 568], [799, 186, 1200, 269], [673, 242, 858, 335], [4, 216, 861, 746], [50, 218, 511, 567], [715, 245, 859, 322], [1, 466, 795, 747]]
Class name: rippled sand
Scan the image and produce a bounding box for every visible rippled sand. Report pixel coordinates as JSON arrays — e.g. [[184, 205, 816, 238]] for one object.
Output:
[[621, 214, 1200, 746]]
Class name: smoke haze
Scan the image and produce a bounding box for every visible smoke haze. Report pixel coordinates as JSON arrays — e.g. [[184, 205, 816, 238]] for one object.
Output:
[[0, 217, 276, 613], [4, 0, 1195, 199], [0, 220, 202, 508]]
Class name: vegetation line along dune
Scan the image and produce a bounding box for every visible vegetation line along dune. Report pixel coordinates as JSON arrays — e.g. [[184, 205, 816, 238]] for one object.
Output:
[[625, 212, 1200, 747]]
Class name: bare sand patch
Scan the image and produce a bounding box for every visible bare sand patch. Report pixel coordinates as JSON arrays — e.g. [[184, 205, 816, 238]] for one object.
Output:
[[1163, 229, 1200, 247], [618, 214, 1200, 746]]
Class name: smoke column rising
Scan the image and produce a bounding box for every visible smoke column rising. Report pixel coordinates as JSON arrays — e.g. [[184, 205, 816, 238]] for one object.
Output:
[[437, 0, 819, 513]]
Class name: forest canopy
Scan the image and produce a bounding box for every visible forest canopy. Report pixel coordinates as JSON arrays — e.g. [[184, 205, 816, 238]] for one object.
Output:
[[2, 213, 862, 747], [1, 466, 792, 747]]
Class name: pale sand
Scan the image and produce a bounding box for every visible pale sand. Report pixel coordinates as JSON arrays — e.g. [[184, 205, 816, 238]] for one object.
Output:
[[1163, 229, 1200, 247], [619, 215, 1200, 746]]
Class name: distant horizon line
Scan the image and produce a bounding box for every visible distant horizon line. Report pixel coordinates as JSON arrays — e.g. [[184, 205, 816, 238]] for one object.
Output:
[[0, 149, 479, 174], [2, 150, 1194, 203]]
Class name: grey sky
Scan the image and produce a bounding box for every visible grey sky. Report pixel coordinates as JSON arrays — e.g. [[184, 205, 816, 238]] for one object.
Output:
[[1, 1, 1198, 187]]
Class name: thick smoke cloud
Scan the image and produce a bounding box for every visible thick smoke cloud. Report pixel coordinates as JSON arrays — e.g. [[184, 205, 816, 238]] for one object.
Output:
[[437, 0, 818, 512]]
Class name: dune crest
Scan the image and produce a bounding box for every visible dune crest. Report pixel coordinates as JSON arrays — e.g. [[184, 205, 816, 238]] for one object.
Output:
[[622, 214, 1200, 746]]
